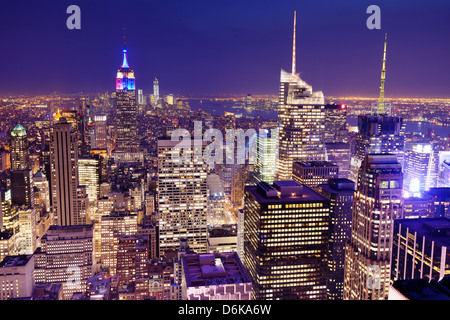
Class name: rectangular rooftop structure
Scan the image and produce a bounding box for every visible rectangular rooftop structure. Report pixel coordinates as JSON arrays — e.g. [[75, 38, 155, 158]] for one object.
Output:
[[0, 254, 33, 268], [250, 180, 327, 204], [181, 252, 252, 300]]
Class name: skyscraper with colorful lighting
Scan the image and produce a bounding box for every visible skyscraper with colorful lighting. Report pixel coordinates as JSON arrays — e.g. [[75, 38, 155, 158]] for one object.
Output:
[[112, 35, 142, 162]]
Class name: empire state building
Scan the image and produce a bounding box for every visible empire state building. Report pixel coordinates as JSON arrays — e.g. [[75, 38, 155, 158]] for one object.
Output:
[[112, 41, 143, 163]]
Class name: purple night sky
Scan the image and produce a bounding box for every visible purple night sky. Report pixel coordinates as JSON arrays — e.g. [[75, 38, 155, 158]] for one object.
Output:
[[0, 0, 449, 98]]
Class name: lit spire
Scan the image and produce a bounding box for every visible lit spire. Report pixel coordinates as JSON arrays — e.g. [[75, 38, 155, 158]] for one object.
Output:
[[291, 10, 297, 75], [121, 27, 129, 68], [378, 33, 387, 114], [55, 108, 61, 121]]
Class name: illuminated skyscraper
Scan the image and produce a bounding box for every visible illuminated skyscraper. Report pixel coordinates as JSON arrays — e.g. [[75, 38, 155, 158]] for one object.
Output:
[[10, 170, 34, 207], [244, 180, 330, 300], [153, 77, 160, 106], [33, 171, 50, 215], [59, 110, 84, 157], [324, 103, 348, 143], [254, 128, 278, 185], [391, 218, 450, 284], [349, 34, 405, 183], [343, 154, 403, 300], [325, 142, 351, 179], [34, 224, 93, 300], [350, 115, 405, 183], [10, 124, 29, 171], [17, 206, 37, 255], [403, 143, 438, 194], [317, 178, 355, 300], [137, 89, 145, 105], [157, 138, 209, 256], [78, 157, 100, 215], [113, 36, 142, 162], [50, 118, 84, 226], [245, 94, 252, 110], [276, 11, 326, 180], [93, 115, 107, 150], [100, 211, 138, 275], [292, 161, 339, 190]]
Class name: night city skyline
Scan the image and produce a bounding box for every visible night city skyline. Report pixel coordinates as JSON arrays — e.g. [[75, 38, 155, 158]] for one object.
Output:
[[1, 0, 450, 98], [0, 0, 449, 306]]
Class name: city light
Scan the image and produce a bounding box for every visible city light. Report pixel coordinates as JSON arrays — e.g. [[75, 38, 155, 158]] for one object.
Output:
[[0, 1, 449, 307]]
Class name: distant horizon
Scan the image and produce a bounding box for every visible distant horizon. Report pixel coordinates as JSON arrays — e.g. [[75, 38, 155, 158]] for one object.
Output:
[[1, 1, 450, 99], [1, 91, 450, 101]]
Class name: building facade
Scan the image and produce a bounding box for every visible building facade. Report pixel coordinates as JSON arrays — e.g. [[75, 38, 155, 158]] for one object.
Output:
[[391, 218, 450, 283], [343, 154, 403, 300], [181, 252, 252, 300], [157, 138, 208, 256], [292, 161, 339, 190], [50, 118, 88, 226], [34, 225, 94, 300], [317, 179, 355, 300], [244, 180, 330, 300]]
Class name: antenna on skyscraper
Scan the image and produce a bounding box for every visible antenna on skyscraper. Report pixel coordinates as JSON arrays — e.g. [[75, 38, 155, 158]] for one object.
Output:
[[378, 33, 388, 114], [121, 27, 129, 68], [291, 10, 297, 75], [123, 27, 127, 49]]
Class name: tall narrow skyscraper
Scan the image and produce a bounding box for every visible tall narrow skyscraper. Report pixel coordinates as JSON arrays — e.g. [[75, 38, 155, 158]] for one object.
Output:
[[349, 34, 405, 183], [10, 124, 29, 171], [254, 128, 278, 184], [93, 115, 108, 150], [343, 154, 403, 300], [153, 77, 160, 106], [324, 103, 348, 143], [403, 143, 438, 194], [113, 35, 141, 162], [276, 11, 326, 180], [317, 178, 355, 300], [244, 181, 330, 300], [50, 118, 83, 226], [157, 137, 209, 256]]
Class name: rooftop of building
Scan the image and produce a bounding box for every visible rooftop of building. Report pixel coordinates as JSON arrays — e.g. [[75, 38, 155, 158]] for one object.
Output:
[[0, 255, 33, 268], [317, 178, 355, 193], [10, 124, 26, 137], [32, 283, 62, 300], [47, 224, 93, 232], [87, 274, 111, 296], [324, 142, 350, 149], [208, 224, 237, 238], [182, 252, 251, 288], [391, 277, 450, 300], [425, 188, 450, 199], [293, 161, 337, 168], [246, 180, 328, 204], [394, 217, 450, 247]]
